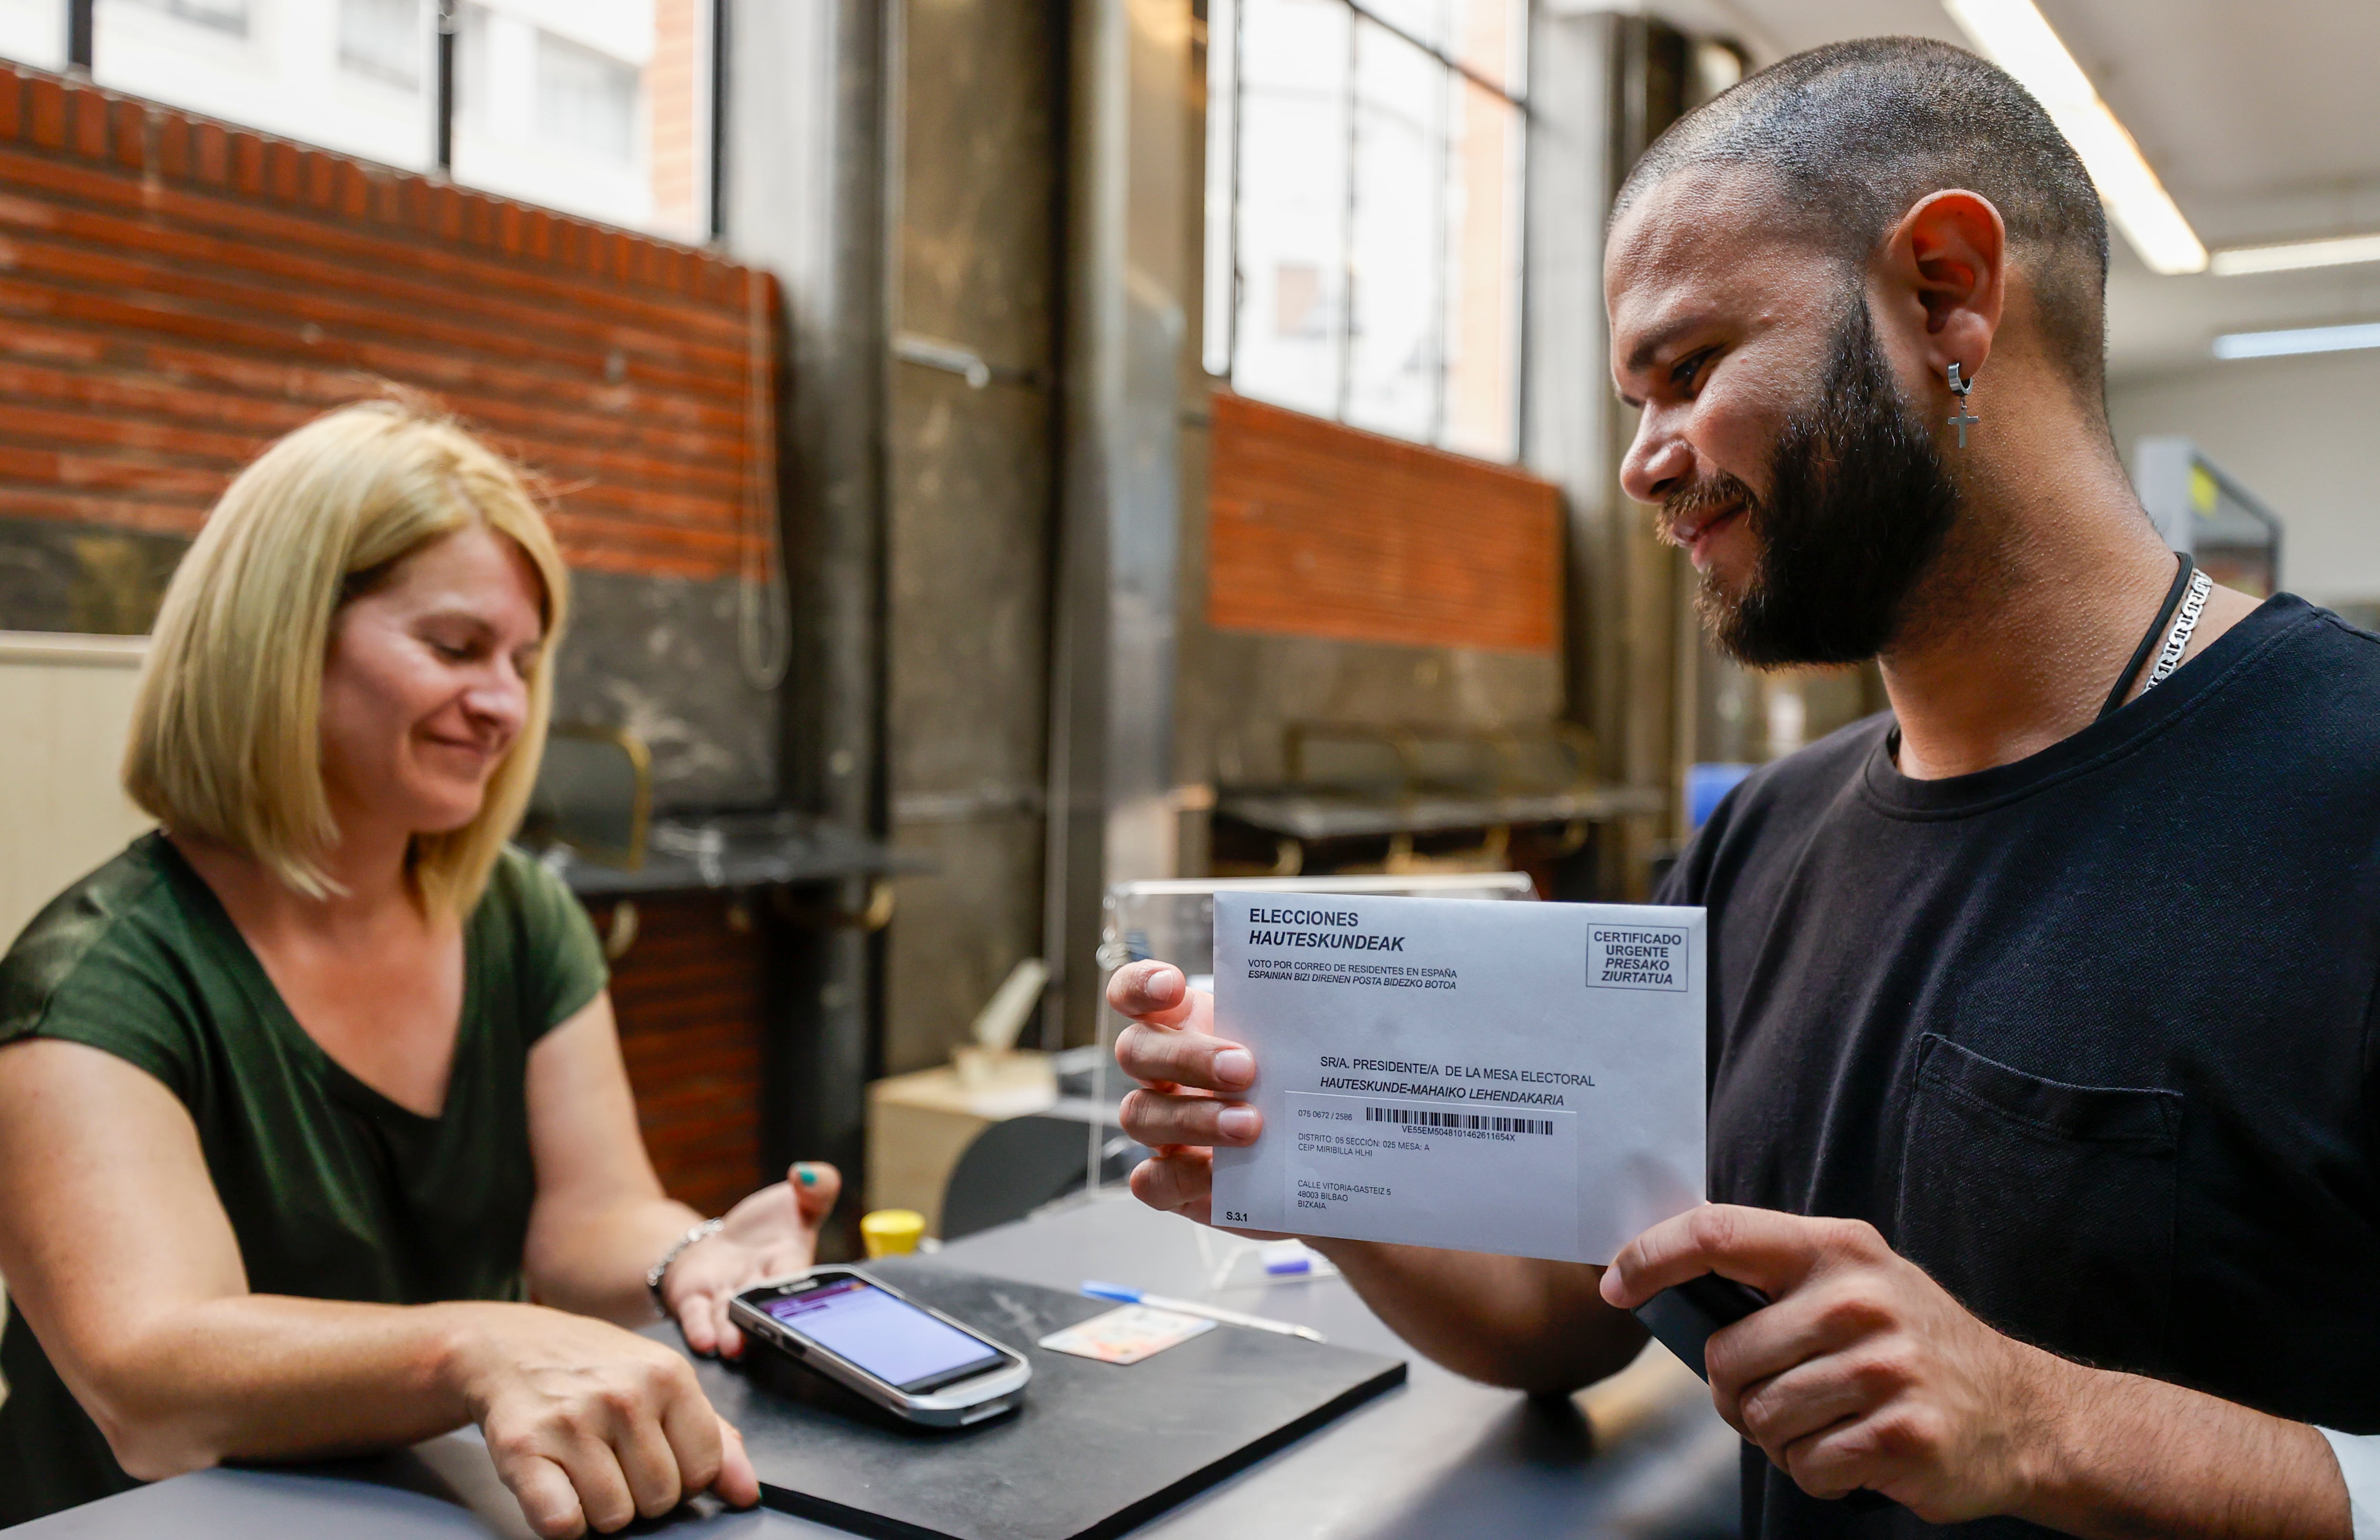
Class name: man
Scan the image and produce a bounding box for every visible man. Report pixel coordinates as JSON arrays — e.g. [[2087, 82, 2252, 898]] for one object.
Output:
[[1111, 37, 2380, 1539]]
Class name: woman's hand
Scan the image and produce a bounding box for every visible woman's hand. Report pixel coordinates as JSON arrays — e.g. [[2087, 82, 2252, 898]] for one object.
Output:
[[444, 1302, 759, 1539], [522, 1002, 840, 1347], [1109, 961, 1266, 1228], [663, 1162, 843, 1359]]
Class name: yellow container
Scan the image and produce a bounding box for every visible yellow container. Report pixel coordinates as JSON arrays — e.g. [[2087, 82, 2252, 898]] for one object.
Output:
[[860, 1208, 926, 1258]]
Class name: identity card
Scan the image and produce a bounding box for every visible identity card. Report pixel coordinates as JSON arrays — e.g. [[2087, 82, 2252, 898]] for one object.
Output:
[[1038, 1305, 1216, 1365], [1208, 894, 1706, 1264]]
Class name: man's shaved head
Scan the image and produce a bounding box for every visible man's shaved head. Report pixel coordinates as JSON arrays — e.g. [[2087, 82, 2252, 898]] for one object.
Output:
[[1613, 36, 2109, 402]]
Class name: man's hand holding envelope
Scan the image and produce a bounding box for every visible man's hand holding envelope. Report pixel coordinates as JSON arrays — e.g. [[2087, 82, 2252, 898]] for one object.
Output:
[[1115, 892, 1711, 1260], [1111, 957, 1637, 1395]]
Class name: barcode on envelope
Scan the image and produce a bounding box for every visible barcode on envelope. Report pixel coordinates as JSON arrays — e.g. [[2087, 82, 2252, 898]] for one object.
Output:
[[1364, 1106, 1554, 1136]]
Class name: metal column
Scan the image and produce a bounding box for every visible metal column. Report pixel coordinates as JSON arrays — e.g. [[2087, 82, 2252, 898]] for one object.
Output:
[[720, 0, 891, 1235], [1523, 10, 1693, 898], [1044, 0, 1194, 1041]]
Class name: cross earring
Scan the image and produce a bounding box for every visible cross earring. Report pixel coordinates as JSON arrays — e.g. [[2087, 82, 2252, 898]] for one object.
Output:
[[1947, 362, 1979, 448]]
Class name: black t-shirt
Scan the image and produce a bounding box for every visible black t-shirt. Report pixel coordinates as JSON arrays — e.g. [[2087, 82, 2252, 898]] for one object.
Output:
[[1659, 595, 2380, 1540]]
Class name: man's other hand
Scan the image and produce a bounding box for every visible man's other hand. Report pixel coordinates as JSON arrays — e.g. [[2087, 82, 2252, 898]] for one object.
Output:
[[1109, 960, 1263, 1228], [1599, 1203, 2057, 1524]]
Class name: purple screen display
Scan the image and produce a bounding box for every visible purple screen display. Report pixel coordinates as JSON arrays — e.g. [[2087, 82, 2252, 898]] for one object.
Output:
[[764, 1280, 996, 1388]]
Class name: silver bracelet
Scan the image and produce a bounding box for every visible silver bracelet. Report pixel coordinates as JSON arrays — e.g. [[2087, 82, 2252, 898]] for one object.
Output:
[[645, 1217, 724, 1312]]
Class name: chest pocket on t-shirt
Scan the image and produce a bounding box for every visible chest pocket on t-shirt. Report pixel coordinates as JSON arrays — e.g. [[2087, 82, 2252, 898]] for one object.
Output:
[[1894, 1033, 2182, 1376]]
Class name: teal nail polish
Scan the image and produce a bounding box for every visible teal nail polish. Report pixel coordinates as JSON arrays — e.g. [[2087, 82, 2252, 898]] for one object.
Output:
[[797, 1166, 817, 1186]]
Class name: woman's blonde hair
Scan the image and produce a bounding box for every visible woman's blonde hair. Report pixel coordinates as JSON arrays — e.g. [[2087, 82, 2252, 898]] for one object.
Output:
[[125, 398, 570, 917]]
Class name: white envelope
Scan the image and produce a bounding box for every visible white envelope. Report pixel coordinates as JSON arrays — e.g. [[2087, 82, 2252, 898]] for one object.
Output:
[[1209, 893, 1706, 1264]]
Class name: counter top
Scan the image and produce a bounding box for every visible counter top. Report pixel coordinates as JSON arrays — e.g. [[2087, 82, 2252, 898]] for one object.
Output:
[[1216, 784, 1670, 842], [534, 811, 933, 899], [16, 1193, 1739, 1540]]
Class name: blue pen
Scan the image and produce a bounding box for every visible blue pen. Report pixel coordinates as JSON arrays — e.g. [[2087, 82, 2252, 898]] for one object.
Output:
[[1081, 1281, 1326, 1342]]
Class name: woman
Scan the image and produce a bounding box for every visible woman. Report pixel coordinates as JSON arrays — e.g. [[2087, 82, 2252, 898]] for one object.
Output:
[[0, 401, 833, 1537]]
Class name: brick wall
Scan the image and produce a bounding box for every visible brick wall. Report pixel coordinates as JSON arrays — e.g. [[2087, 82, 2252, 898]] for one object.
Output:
[[1207, 392, 1562, 655], [0, 59, 774, 583], [602, 892, 771, 1216]]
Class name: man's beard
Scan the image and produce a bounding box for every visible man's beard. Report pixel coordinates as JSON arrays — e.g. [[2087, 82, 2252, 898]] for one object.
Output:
[[1671, 299, 1962, 668]]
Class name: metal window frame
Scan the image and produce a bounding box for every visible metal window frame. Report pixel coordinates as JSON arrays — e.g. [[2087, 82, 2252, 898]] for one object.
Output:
[[1216, 0, 1529, 460], [706, 0, 727, 239], [435, 0, 455, 169], [1347, 0, 1524, 107], [61, 0, 724, 238]]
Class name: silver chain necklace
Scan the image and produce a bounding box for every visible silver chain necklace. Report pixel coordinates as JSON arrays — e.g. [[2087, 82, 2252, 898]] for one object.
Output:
[[2141, 567, 2213, 694]]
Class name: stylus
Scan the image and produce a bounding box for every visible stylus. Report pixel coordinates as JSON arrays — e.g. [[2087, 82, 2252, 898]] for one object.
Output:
[[1080, 1281, 1327, 1342]]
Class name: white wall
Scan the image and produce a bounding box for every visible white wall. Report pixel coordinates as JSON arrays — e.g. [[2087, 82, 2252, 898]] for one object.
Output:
[[0, 634, 154, 952], [2108, 349, 2380, 608]]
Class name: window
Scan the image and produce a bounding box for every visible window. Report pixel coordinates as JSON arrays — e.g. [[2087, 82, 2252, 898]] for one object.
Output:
[[0, 0, 66, 70], [340, 0, 425, 91], [451, 1, 709, 239], [119, 0, 245, 36], [90, 0, 434, 169], [1, 1, 714, 242], [1206, 0, 1526, 462], [536, 29, 638, 163]]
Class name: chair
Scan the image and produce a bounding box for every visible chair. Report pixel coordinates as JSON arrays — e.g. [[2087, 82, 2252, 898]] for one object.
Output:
[[522, 724, 652, 868], [938, 1116, 1149, 1242]]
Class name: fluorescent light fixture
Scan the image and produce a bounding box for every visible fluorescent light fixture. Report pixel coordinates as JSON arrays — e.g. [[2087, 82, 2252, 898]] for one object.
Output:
[[2210, 233, 2380, 277], [2211, 322, 2380, 360], [1943, 0, 2208, 275]]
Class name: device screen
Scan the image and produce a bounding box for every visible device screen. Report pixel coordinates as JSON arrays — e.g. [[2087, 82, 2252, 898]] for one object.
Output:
[[764, 1278, 1002, 1392]]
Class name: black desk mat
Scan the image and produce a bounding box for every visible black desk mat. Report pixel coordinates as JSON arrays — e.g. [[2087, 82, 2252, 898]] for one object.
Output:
[[650, 1256, 1406, 1540]]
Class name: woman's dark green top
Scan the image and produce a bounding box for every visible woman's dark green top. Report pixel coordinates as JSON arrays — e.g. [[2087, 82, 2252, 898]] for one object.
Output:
[[0, 832, 606, 1527]]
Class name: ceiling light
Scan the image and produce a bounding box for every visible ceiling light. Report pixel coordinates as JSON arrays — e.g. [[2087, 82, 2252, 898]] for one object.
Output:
[[2211, 322, 2380, 360], [1943, 0, 2207, 276], [2210, 233, 2380, 277]]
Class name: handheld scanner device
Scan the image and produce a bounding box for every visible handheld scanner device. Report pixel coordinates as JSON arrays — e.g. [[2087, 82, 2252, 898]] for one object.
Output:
[[1631, 1271, 1767, 1382], [729, 1270, 1030, 1427], [1632, 1273, 1891, 1513]]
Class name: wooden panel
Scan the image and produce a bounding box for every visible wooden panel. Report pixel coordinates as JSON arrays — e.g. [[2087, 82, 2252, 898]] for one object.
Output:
[[864, 1056, 1061, 1237], [601, 892, 769, 1218], [0, 62, 774, 583], [1207, 393, 1561, 654]]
